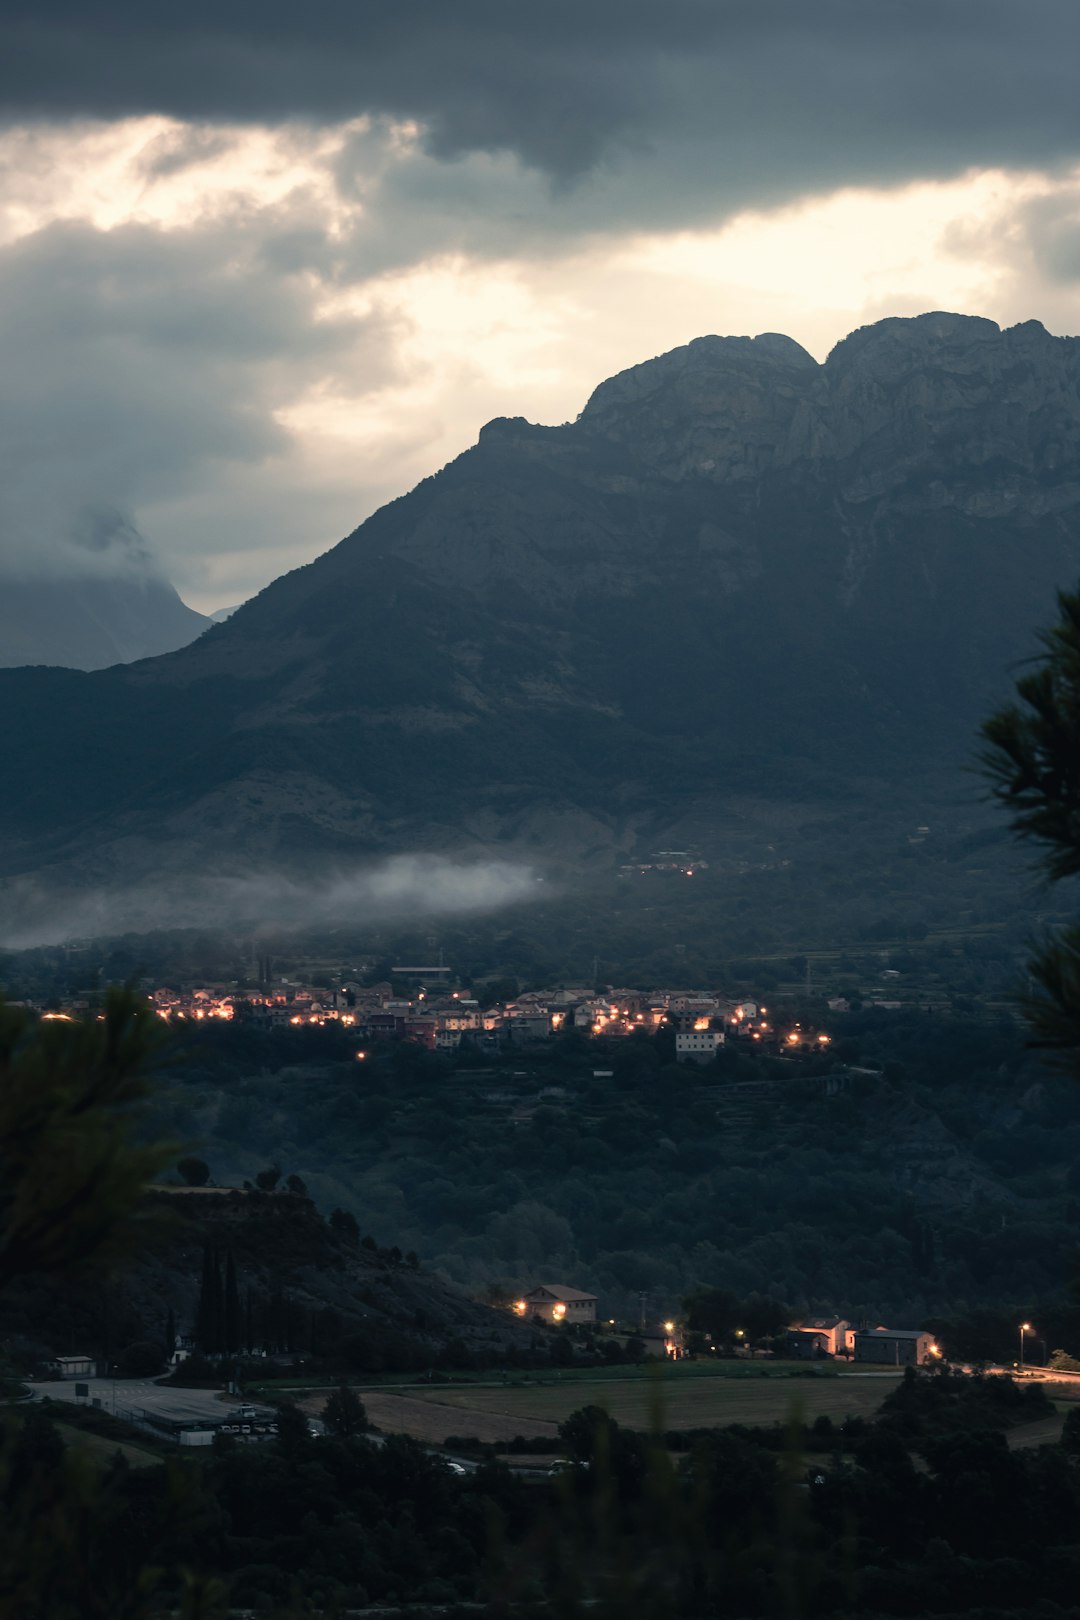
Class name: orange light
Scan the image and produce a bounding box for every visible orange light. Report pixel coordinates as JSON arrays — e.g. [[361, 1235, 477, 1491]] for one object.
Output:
[[552, 1303, 567, 1321], [355, 1051, 367, 1061], [787, 1032, 800, 1045], [513, 1300, 527, 1316]]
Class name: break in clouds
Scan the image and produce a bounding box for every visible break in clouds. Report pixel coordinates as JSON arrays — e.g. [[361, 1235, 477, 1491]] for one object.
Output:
[[0, 855, 540, 951], [7, 4, 1080, 607]]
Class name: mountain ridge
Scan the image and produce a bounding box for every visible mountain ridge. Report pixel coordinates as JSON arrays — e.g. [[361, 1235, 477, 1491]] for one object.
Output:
[[1, 311, 1079, 935]]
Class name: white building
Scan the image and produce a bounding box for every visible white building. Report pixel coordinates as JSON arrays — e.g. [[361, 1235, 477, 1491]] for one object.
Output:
[[55, 1355, 96, 1379], [676, 1030, 724, 1062]]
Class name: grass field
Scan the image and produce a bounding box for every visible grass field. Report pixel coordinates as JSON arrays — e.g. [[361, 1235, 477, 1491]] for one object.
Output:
[[51, 1418, 163, 1468], [320, 1368, 904, 1446], [263, 1358, 878, 1393]]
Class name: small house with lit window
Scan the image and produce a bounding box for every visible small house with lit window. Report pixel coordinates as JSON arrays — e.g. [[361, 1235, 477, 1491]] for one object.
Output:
[[514, 1285, 597, 1325]]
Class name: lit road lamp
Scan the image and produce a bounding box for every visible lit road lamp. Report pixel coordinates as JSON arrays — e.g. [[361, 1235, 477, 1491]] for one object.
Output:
[[1019, 1322, 1034, 1372]]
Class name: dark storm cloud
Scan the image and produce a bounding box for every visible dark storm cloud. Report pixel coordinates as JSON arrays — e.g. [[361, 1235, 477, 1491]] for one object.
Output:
[[0, 216, 396, 580], [4, 1, 1080, 205]]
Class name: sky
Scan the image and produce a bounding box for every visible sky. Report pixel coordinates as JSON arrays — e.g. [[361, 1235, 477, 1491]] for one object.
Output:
[[4, 3, 1080, 611]]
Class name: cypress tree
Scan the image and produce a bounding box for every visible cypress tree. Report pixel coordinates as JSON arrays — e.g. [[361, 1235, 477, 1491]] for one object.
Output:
[[213, 1247, 225, 1356], [195, 1241, 217, 1353], [224, 1251, 241, 1356]]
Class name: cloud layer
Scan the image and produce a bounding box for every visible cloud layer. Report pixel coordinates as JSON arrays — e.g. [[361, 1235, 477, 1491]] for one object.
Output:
[[5, 2, 1080, 198], [3, 11, 1080, 612]]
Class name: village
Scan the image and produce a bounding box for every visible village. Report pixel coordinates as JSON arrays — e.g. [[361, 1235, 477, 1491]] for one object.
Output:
[[22, 970, 838, 1061]]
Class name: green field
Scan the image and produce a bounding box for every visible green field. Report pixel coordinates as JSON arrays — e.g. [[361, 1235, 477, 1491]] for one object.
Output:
[[398, 1367, 903, 1437], [52, 1419, 163, 1469]]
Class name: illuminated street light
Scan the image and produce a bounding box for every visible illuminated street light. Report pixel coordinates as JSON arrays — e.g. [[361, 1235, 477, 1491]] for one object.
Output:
[[1020, 1321, 1034, 1371], [664, 1321, 675, 1334]]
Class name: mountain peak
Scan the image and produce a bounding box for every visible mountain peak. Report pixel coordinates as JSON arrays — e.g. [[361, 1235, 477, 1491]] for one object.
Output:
[[579, 329, 817, 423], [2, 310, 1080, 922]]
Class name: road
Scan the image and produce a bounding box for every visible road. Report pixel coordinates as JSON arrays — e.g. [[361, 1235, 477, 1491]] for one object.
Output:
[[33, 1378, 254, 1425]]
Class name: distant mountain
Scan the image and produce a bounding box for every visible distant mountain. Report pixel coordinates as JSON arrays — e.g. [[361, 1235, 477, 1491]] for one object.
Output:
[[0, 572, 210, 671], [208, 602, 245, 623], [2, 312, 1080, 924], [0, 512, 209, 671]]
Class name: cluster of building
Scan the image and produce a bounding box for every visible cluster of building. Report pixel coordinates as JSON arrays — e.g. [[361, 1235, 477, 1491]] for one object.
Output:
[[20, 975, 835, 1062], [618, 848, 709, 878], [787, 1315, 940, 1367], [506, 1290, 938, 1367]]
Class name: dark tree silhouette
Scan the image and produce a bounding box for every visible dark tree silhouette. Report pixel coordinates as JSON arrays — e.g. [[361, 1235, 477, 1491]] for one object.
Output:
[[321, 1383, 369, 1438], [329, 1208, 360, 1243], [982, 584, 1080, 1072], [0, 988, 174, 1283]]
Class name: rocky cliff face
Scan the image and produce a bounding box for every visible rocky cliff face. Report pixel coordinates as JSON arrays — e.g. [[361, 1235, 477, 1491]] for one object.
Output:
[[582, 314, 1080, 501], [1, 312, 1079, 923]]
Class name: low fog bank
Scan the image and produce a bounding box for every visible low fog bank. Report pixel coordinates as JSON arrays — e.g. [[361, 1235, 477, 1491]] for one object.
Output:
[[0, 854, 541, 950]]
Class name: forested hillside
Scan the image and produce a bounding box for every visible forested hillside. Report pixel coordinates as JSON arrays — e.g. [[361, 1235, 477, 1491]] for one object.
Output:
[[140, 1009, 1080, 1328]]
